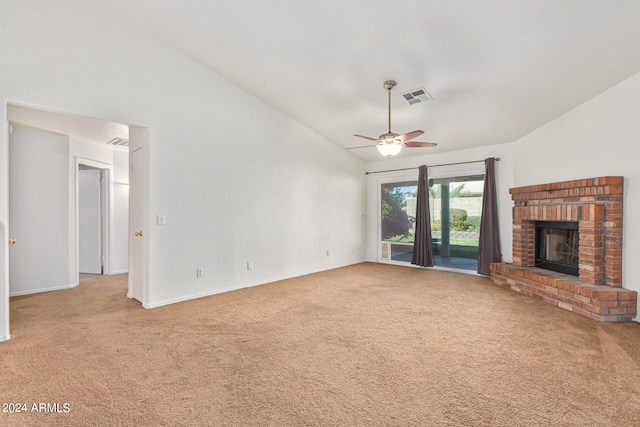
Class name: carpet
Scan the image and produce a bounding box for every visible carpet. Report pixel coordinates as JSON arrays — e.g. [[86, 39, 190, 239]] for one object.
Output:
[[1, 263, 639, 426]]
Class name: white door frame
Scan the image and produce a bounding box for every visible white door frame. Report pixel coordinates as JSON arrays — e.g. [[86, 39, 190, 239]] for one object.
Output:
[[0, 219, 8, 342], [128, 125, 149, 307]]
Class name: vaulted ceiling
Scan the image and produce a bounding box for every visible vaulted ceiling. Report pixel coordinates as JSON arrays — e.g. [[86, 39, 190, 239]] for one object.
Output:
[[89, 0, 640, 161]]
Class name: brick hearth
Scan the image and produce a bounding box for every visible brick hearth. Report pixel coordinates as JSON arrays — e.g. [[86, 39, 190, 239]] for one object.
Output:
[[490, 176, 637, 322]]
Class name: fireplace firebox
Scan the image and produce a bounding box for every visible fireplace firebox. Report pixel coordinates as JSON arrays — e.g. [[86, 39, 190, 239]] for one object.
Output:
[[535, 221, 579, 276]]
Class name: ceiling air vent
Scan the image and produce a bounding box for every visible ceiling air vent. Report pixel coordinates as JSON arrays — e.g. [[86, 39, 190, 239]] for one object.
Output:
[[401, 88, 433, 105], [107, 138, 129, 147]]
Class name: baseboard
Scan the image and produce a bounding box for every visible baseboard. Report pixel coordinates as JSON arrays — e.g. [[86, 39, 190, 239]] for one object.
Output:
[[0, 334, 10, 343], [111, 269, 129, 275], [145, 260, 366, 309], [10, 283, 77, 297]]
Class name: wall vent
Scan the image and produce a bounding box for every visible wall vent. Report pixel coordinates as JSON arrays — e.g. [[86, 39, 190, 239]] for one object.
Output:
[[107, 138, 129, 147], [401, 88, 433, 105], [380, 242, 391, 260]]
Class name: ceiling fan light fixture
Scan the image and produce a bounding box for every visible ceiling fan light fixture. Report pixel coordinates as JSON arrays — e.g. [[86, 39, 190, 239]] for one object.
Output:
[[376, 143, 403, 157], [350, 79, 437, 156]]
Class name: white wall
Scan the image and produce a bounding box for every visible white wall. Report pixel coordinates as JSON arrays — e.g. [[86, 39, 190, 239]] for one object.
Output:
[[366, 143, 515, 266], [512, 71, 640, 315], [0, 0, 366, 337], [9, 125, 71, 295]]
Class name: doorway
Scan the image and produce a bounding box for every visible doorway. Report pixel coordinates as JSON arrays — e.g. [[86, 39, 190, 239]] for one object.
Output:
[[6, 103, 142, 291], [3, 103, 147, 341], [77, 162, 108, 278], [429, 174, 485, 271]]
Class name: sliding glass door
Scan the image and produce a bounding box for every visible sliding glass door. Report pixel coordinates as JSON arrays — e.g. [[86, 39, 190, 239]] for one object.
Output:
[[380, 181, 417, 262], [380, 174, 484, 271], [429, 174, 484, 270]]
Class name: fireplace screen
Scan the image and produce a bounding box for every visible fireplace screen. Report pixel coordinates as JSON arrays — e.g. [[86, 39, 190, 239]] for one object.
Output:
[[535, 221, 579, 276]]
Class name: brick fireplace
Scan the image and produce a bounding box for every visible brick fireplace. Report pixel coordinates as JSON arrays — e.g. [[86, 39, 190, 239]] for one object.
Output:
[[490, 176, 637, 322]]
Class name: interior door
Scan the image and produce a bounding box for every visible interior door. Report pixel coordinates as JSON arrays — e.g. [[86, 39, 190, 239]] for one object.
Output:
[[78, 168, 102, 274], [130, 147, 144, 302]]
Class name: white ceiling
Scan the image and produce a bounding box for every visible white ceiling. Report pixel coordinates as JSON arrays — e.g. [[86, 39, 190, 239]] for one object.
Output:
[[56, 1, 640, 161]]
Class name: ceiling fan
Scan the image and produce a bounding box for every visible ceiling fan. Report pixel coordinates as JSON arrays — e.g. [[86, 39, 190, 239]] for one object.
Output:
[[349, 80, 437, 157]]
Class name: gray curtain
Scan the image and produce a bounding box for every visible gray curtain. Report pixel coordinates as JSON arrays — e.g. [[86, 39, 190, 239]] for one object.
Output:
[[477, 157, 501, 275], [411, 165, 435, 267]]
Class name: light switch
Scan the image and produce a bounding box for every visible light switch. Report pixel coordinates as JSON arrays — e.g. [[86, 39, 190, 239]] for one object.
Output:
[[157, 214, 166, 225]]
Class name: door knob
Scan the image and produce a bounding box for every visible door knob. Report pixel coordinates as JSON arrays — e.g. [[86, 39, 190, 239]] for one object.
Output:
[[135, 231, 142, 237], [8, 239, 16, 245]]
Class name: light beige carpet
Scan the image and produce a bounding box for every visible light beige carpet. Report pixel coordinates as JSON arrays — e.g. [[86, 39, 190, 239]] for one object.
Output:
[[1, 263, 639, 426]]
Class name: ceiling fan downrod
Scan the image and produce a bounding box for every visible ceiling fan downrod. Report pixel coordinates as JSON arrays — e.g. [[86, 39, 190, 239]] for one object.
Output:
[[384, 80, 396, 134]]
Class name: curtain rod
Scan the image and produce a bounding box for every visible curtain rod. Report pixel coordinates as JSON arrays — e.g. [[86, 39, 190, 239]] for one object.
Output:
[[365, 157, 500, 175]]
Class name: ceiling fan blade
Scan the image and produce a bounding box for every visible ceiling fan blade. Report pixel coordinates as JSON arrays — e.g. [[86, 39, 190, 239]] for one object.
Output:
[[404, 141, 438, 148], [399, 130, 424, 142], [346, 144, 377, 150], [353, 134, 378, 141]]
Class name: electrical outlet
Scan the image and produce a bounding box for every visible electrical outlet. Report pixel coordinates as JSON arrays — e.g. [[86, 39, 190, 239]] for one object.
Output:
[[196, 268, 203, 278], [326, 250, 330, 256], [247, 261, 253, 271]]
